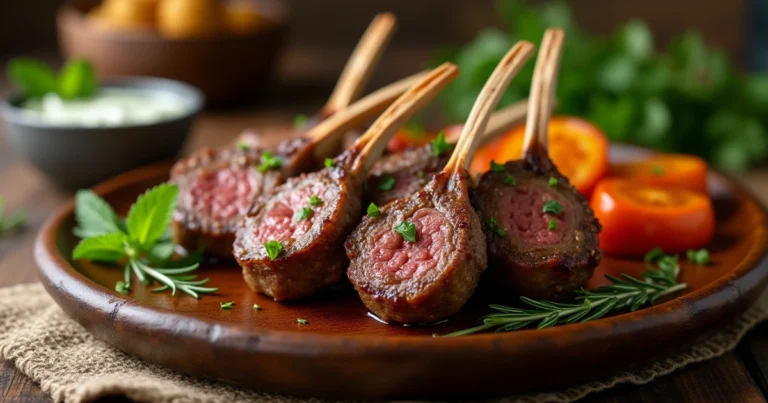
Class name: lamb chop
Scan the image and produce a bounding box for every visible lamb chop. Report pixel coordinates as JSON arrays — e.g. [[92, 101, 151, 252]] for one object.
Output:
[[345, 42, 535, 324], [470, 29, 602, 301], [170, 14, 404, 258], [233, 63, 460, 301], [366, 99, 528, 207]]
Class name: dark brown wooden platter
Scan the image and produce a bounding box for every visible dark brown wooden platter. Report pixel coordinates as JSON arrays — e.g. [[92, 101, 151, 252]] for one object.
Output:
[[35, 145, 768, 400]]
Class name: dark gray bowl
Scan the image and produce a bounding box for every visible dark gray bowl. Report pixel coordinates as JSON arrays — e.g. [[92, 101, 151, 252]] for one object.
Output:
[[1, 77, 204, 189]]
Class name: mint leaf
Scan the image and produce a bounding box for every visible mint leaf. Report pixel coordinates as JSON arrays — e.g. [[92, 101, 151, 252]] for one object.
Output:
[[126, 184, 179, 248], [74, 190, 123, 238], [542, 200, 564, 215], [308, 195, 322, 206], [324, 158, 335, 168], [367, 203, 380, 217], [148, 241, 175, 261], [431, 131, 453, 156], [378, 175, 396, 191], [6, 58, 58, 98], [547, 219, 558, 231], [294, 207, 312, 221], [73, 233, 129, 262], [58, 58, 97, 100], [394, 221, 417, 242], [264, 240, 283, 260], [488, 217, 506, 237], [490, 160, 504, 172], [258, 152, 282, 173]]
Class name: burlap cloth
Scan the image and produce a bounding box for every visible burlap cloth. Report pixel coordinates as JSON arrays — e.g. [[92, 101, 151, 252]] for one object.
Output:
[[1, 282, 767, 403]]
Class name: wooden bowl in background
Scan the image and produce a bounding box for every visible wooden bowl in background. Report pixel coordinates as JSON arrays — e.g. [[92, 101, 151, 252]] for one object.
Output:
[[57, 0, 288, 105]]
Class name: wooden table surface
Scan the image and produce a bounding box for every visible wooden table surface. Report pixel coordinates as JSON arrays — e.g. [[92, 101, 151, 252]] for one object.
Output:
[[3, 90, 768, 402]]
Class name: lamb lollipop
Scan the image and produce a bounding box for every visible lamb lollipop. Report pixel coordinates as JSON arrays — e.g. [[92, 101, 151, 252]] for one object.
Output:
[[234, 63, 459, 301], [470, 29, 602, 301], [345, 41, 535, 324]]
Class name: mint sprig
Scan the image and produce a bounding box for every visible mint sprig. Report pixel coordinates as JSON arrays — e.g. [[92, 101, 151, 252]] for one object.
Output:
[[7, 57, 98, 100], [72, 184, 216, 299]]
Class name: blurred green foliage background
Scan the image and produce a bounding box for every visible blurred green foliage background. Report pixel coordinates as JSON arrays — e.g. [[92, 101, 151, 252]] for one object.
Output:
[[436, 0, 768, 171]]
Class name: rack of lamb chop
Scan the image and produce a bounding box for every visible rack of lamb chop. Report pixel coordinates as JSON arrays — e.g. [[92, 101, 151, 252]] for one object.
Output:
[[345, 41, 535, 324], [233, 63, 460, 301], [470, 29, 602, 301]]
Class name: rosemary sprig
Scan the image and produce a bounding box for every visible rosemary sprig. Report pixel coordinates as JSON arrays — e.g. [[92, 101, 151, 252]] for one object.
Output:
[[444, 250, 687, 337]]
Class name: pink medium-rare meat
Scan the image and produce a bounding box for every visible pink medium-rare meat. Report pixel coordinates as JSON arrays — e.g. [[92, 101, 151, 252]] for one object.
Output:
[[367, 145, 449, 207], [500, 183, 571, 245]]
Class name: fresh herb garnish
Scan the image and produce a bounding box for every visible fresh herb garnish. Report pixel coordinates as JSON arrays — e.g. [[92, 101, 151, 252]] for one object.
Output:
[[264, 240, 283, 260], [324, 158, 335, 168], [504, 175, 516, 186], [367, 203, 381, 217], [547, 219, 558, 231], [0, 197, 26, 237], [542, 200, 564, 215], [490, 160, 505, 172], [651, 165, 664, 176], [444, 249, 687, 336], [72, 184, 216, 299], [7, 57, 97, 99], [295, 207, 313, 221], [394, 221, 417, 242], [431, 131, 453, 156], [548, 177, 558, 187], [294, 114, 308, 129], [258, 152, 282, 173], [236, 143, 250, 152], [308, 195, 322, 206], [253, 304, 262, 310], [488, 217, 506, 237], [644, 247, 667, 263], [687, 248, 710, 266], [378, 175, 397, 191], [297, 318, 309, 325], [220, 301, 235, 310]]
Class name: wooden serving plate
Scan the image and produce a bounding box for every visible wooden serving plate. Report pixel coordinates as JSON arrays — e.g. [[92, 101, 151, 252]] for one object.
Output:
[[35, 145, 768, 400]]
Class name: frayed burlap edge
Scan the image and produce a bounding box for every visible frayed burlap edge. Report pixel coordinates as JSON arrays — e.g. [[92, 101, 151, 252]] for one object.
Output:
[[1, 282, 766, 403]]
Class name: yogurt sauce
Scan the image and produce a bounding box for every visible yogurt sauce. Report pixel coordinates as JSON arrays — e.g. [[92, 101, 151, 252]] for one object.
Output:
[[20, 88, 189, 127]]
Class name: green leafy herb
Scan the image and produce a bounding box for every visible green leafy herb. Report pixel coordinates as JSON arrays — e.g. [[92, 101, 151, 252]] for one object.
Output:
[[488, 217, 506, 237], [651, 165, 664, 176], [431, 131, 453, 156], [297, 318, 309, 325], [258, 152, 283, 173], [71, 184, 216, 299], [253, 304, 262, 311], [308, 195, 322, 206], [394, 221, 417, 243], [548, 219, 558, 231], [378, 175, 397, 191], [542, 200, 564, 215], [644, 247, 667, 263], [687, 248, 710, 266], [490, 160, 505, 172], [324, 158, 335, 168], [444, 249, 687, 336], [0, 197, 26, 237], [367, 203, 380, 218], [57, 58, 97, 100], [548, 177, 559, 188], [264, 240, 283, 260], [504, 175, 516, 186], [295, 207, 313, 221], [220, 301, 235, 310], [6, 58, 58, 98], [294, 114, 309, 129], [237, 143, 250, 152]]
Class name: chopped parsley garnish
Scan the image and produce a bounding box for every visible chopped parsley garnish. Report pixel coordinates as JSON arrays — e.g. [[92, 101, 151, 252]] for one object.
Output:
[[115, 281, 129, 295], [488, 217, 506, 237], [431, 131, 452, 156], [378, 175, 397, 191], [548, 177, 558, 187], [548, 219, 558, 231], [504, 175, 516, 186], [264, 240, 283, 260], [295, 207, 313, 221], [687, 248, 710, 266], [258, 151, 282, 173], [542, 200, 564, 215], [297, 318, 309, 325], [220, 301, 235, 309], [294, 114, 308, 128], [651, 165, 664, 176], [490, 160, 505, 172], [236, 143, 250, 152], [324, 158, 335, 168], [367, 203, 380, 217], [253, 304, 262, 310], [308, 195, 322, 206], [394, 221, 417, 242]]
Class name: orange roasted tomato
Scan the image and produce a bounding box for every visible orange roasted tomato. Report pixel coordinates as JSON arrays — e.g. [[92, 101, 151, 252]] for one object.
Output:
[[471, 116, 609, 196], [590, 178, 715, 257], [609, 154, 709, 194]]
